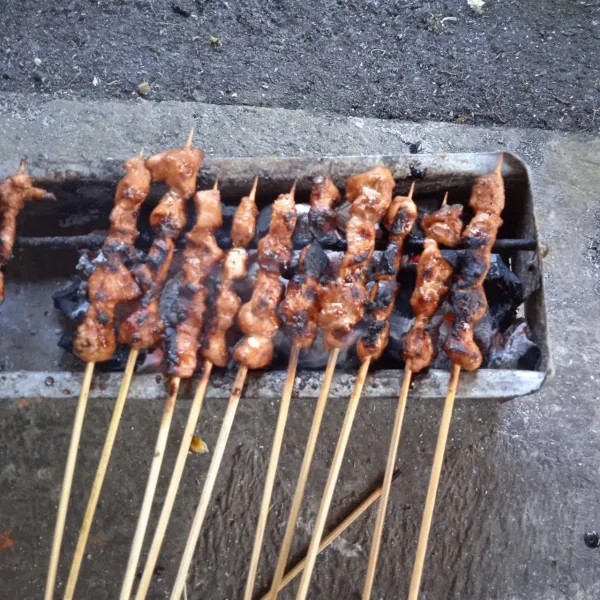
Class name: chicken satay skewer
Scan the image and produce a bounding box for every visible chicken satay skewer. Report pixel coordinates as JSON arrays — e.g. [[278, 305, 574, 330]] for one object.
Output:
[[295, 167, 396, 600], [246, 236, 329, 600], [238, 182, 300, 600], [408, 155, 504, 600], [362, 191, 462, 599], [119, 132, 204, 600], [268, 175, 386, 600], [134, 179, 258, 600], [46, 151, 149, 600], [169, 181, 295, 600]]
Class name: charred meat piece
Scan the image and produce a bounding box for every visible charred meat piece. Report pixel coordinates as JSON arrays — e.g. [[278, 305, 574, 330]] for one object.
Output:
[[444, 158, 505, 371], [469, 166, 505, 215], [231, 179, 259, 249], [234, 185, 296, 369], [73, 155, 150, 362], [318, 279, 368, 350], [357, 189, 417, 362], [402, 233, 456, 373], [0, 161, 55, 304], [421, 204, 464, 248], [338, 217, 376, 281], [164, 188, 224, 378], [279, 242, 328, 349], [202, 248, 247, 367], [346, 166, 395, 224], [257, 189, 297, 273], [319, 168, 396, 352], [119, 142, 203, 351], [309, 176, 342, 246]]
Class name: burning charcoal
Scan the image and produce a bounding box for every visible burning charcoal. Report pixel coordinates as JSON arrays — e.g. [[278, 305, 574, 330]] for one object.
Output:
[[484, 254, 524, 330], [488, 321, 541, 370], [292, 204, 313, 248], [52, 279, 89, 322]]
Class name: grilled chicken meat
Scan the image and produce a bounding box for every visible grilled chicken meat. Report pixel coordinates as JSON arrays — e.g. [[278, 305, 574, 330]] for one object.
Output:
[[279, 242, 328, 349], [346, 166, 396, 223], [402, 239, 454, 372], [203, 180, 259, 367], [230, 179, 260, 249], [319, 167, 395, 351], [257, 188, 296, 273], [73, 155, 150, 362], [421, 203, 464, 248], [444, 158, 505, 371], [357, 190, 418, 362], [234, 187, 296, 369], [164, 188, 224, 378], [0, 161, 55, 304], [309, 176, 342, 246], [119, 142, 203, 351]]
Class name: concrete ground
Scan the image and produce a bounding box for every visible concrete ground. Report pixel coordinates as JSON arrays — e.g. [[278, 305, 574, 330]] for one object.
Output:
[[1, 0, 600, 133], [0, 98, 599, 600]]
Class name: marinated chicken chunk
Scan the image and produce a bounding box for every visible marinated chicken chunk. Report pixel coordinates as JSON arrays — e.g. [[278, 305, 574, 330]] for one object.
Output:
[[0, 161, 55, 304], [421, 204, 464, 248], [309, 176, 342, 246]]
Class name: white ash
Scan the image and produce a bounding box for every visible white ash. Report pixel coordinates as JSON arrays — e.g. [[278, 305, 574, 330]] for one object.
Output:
[[488, 321, 541, 370]]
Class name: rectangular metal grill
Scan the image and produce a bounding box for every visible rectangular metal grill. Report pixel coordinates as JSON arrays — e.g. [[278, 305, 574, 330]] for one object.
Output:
[[0, 152, 552, 401]]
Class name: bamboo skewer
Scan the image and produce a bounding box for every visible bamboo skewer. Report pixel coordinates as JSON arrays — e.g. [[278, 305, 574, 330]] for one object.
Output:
[[295, 357, 372, 600], [361, 361, 412, 599], [44, 361, 95, 600], [408, 363, 461, 600], [170, 365, 249, 600], [134, 361, 213, 600], [262, 469, 400, 600], [63, 349, 139, 600], [268, 348, 340, 600], [120, 377, 181, 600], [243, 343, 301, 600]]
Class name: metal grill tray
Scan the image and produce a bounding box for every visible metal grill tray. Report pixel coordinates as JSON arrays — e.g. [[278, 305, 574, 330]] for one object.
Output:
[[0, 152, 552, 401]]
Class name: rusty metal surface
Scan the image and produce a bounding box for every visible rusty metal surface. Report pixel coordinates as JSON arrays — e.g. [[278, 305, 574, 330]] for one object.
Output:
[[0, 152, 551, 400]]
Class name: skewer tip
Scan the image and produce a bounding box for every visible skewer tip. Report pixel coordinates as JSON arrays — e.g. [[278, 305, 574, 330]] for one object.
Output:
[[213, 178, 219, 190], [185, 127, 195, 150], [495, 152, 504, 175], [408, 181, 416, 200], [290, 180, 297, 197], [138, 147, 145, 159], [442, 191, 448, 206], [249, 176, 259, 201], [17, 159, 27, 174]]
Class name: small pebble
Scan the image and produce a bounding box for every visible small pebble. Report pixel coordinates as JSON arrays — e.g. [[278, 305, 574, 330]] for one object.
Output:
[[137, 81, 151, 97]]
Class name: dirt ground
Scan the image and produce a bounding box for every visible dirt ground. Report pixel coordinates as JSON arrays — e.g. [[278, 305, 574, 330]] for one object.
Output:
[[1, 0, 600, 132]]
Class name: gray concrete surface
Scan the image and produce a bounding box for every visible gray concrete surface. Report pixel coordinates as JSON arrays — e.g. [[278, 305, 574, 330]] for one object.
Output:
[[0, 98, 599, 599], [1, 0, 600, 133]]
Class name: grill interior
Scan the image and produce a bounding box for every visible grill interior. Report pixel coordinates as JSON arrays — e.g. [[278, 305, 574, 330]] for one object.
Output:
[[0, 152, 551, 400]]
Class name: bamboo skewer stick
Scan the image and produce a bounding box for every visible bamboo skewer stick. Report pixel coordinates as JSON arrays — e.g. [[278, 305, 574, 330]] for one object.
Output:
[[63, 349, 139, 600], [134, 361, 213, 600], [244, 343, 301, 600], [44, 361, 95, 600], [170, 366, 249, 600], [262, 469, 400, 600], [267, 348, 340, 600], [408, 363, 461, 600], [295, 357, 372, 600], [361, 361, 412, 599], [120, 377, 181, 600]]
